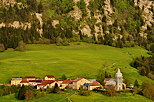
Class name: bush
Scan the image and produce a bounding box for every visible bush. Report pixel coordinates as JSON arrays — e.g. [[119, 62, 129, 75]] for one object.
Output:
[[142, 82, 154, 101], [0, 44, 5, 52], [79, 89, 91, 96]]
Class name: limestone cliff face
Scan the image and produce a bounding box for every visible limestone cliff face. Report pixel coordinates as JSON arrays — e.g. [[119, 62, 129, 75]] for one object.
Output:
[[0, 0, 154, 41], [134, 0, 154, 37], [0, 0, 15, 7]]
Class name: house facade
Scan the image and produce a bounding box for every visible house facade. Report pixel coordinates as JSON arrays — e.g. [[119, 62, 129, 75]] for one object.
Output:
[[44, 75, 55, 80], [11, 78, 22, 85]]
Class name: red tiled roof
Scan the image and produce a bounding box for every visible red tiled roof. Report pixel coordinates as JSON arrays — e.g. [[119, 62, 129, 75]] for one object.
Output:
[[89, 84, 101, 86], [21, 78, 29, 83], [73, 78, 83, 82], [62, 80, 73, 84], [45, 75, 55, 78], [104, 78, 111, 81], [29, 80, 42, 83], [37, 83, 46, 86], [92, 81, 100, 83]]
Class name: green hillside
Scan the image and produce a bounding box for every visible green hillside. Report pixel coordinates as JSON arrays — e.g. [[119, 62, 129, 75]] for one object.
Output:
[[0, 42, 153, 85]]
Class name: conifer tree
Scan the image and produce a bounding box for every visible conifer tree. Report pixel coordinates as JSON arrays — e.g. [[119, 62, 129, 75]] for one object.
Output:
[[18, 85, 26, 100]]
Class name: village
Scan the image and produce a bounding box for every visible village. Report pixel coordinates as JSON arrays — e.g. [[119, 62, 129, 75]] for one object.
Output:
[[10, 69, 129, 91]]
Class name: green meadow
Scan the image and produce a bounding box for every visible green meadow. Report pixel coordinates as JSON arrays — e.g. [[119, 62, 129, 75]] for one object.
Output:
[[0, 42, 153, 84], [0, 92, 152, 102], [0, 42, 154, 101]]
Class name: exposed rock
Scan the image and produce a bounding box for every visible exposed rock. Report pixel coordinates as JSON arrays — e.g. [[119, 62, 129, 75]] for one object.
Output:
[[36, 13, 43, 37], [52, 20, 59, 28]]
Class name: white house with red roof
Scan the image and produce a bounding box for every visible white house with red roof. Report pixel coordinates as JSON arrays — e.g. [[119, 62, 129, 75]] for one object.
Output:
[[44, 75, 55, 80], [60, 80, 73, 89], [25, 76, 38, 81], [20, 78, 29, 86]]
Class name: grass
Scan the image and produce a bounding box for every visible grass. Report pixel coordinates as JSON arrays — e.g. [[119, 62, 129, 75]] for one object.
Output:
[[0, 42, 153, 84], [0, 92, 152, 102], [70, 92, 153, 102], [0, 42, 154, 102], [0, 93, 68, 102]]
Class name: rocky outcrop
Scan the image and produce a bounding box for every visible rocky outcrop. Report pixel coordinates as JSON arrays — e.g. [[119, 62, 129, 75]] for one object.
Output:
[[0, 0, 15, 7], [134, 0, 154, 38]]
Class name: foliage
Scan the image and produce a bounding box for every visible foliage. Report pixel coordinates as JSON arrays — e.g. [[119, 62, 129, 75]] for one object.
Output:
[[18, 85, 26, 100], [51, 0, 74, 14], [52, 83, 60, 93], [79, 88, 91, 96], [61, 74, 67, 80], [77, 0, 87, 17], [131, 55, 154, 80], [0, 44, 5, 52], [105, 85, 116, 96], [142, 81, 154, 101], [25, 90, 34, 101], [134, 80, 140, 88]]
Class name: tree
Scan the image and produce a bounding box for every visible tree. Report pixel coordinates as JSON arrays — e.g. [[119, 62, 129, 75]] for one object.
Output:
[[142, 81, 154, 101], [61, 74, 67, 80], [52, 83, 60, 93], [79, 88, 91, 96], [18, 85, 26, 100], [105, 85, 116, 96], [134, 80, 139, 88], [38, 1, 44, 13], [150, 43, 154, 53], [18, 40, 26, 51], [0, 44, 5, 52], [25, 90, 34, 101]]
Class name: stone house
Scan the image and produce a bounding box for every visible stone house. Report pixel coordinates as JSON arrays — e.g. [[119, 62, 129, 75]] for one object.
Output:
[[44, 75, 55, 80], [29, 80, 42, 86], [83, 80, 102, 90], [11, 78, 22, 85], [71, 78, 90, 89], [20, 78, 29, 86], [60, 80, 73, 89], [25, 76, 38, 81]]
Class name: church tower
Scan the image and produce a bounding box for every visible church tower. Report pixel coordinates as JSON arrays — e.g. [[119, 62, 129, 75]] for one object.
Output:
[[115, 68, 123, 91]]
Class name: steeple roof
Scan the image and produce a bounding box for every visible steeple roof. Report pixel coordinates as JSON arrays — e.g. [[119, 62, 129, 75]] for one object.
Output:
[[115, 68, 122, 77]]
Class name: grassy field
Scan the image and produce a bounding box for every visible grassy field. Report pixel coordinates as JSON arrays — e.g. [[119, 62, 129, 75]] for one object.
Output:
[[0, 42, 154, 101], [0, 92, 152, 102], [0, 42, 153, 84]]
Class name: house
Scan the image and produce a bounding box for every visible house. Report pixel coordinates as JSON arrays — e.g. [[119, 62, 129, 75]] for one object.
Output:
[[71, 78, 90, 89], [11, 78, 22, 85], [104, 68, 126, 91], [29, 80, 42, 86], [83, 80, 102, 90], [44, 75, 55, 80], [60, 80, 73, 89], [20, 78, 29, 86], [25, 76, 38, 81], [37, 80, 56, 89]]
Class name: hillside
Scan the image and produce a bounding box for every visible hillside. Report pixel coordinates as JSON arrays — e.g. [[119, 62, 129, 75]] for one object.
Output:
[[0, 0, 154, 49], [0, 43, 153, 102], [0, 42, 152, 84]]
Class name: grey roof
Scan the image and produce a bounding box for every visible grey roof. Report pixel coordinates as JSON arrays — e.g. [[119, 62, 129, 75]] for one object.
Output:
[[11, 78, 22, 80]]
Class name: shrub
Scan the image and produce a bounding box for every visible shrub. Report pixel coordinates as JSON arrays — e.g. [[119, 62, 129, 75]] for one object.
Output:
[[79, 89, 91, 96], [0, 44, 5, 52]]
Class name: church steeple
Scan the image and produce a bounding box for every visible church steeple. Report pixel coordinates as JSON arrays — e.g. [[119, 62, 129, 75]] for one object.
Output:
[[115, 68, 123, 91], [115, 68, 122, 78]]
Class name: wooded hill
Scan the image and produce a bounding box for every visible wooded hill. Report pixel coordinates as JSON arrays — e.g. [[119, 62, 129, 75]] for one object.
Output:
[[0, 0, 154, 49]]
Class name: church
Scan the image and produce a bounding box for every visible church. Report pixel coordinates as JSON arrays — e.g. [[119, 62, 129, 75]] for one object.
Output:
[[104, 68, 126, 91]]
